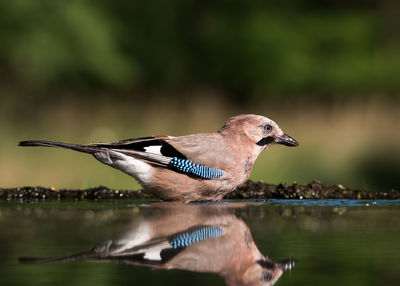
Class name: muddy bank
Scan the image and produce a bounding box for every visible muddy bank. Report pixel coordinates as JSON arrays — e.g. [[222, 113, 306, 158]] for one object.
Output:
[[0, 180, 399, 202], [226, 180, 400, 200]]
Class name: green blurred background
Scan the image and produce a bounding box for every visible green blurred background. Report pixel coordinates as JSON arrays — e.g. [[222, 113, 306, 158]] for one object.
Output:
[[1, 0, 399, 192]]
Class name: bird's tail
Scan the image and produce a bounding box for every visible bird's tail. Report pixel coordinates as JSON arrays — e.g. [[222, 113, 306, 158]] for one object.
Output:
[[18, 140, 98, 154], [18, 251, 94, 264]]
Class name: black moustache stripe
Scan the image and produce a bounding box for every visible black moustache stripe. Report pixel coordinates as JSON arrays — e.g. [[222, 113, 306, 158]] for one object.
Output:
[[256, 136, 275, 146]]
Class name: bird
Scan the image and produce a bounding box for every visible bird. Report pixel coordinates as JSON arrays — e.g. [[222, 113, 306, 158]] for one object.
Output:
[[18, 114, 298, 202], [19, 202, 296, 286]]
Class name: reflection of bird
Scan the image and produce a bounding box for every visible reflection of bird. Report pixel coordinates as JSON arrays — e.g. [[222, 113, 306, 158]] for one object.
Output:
[[19, 114, 298, 202], [19, 203, 296, 286]]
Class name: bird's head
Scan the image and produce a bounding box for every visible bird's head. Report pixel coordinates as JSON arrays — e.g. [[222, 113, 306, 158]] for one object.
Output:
[[239, 258, 297, 286], [219, 114, 299, 150]]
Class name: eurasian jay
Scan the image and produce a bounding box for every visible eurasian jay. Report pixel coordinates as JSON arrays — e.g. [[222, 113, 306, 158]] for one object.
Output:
[[19, 202, 296, 286], [19, 114, 298, 202]]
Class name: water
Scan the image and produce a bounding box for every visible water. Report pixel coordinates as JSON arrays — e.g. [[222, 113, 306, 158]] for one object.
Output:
[[1, 200, 399, 286]]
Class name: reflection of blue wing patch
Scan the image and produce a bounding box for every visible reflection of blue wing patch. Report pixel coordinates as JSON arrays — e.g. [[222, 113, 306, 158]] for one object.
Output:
[[169, 157, 225, 179], [169, 226, 225, 249]]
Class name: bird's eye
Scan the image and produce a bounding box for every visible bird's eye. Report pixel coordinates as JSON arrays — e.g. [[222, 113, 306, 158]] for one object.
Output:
[[263, 273, 273, 281], [264, 124, 272, 132]]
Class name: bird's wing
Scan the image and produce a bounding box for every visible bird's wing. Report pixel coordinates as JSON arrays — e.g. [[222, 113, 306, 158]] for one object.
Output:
[[90, 135, 184, 165], [90, 135, 227, 179], [166, 133, 236, 170], [90, 135, 181, 155], [104, 225, 226, 266], [19, 225, 226, 268]]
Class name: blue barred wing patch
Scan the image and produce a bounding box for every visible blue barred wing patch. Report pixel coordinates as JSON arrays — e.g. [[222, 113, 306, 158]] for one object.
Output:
[[169, 226, 225, 249], [169, 157, 225, 179]]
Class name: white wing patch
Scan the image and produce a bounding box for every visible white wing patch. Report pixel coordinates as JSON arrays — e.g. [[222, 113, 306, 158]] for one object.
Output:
[[143, 241, 171, 261], [144, 145, 162, 155]]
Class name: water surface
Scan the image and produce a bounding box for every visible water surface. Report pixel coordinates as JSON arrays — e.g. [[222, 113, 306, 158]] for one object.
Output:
[[1, 199, 399, 285]]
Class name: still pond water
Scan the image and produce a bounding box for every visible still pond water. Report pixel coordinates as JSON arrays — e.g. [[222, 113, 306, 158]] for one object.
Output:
[[1, 199, 399, 286]]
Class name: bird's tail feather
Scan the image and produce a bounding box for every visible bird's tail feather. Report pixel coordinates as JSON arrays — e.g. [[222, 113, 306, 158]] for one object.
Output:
[[18, 140, 98, 154], [18, 251, 94, 264]]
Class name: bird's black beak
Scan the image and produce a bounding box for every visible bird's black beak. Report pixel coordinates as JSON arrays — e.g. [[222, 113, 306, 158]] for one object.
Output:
[[275, 133, 299, 147]]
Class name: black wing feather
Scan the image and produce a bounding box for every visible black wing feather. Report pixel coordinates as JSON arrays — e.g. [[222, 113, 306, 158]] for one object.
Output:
[[90, 136, 186, 159]]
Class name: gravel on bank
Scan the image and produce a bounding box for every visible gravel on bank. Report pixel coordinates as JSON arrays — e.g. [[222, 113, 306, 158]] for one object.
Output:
[[0, 180, 399, 202]]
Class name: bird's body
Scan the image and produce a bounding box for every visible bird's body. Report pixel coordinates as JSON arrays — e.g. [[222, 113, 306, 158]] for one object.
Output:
[[19, 114, 298, 202]]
